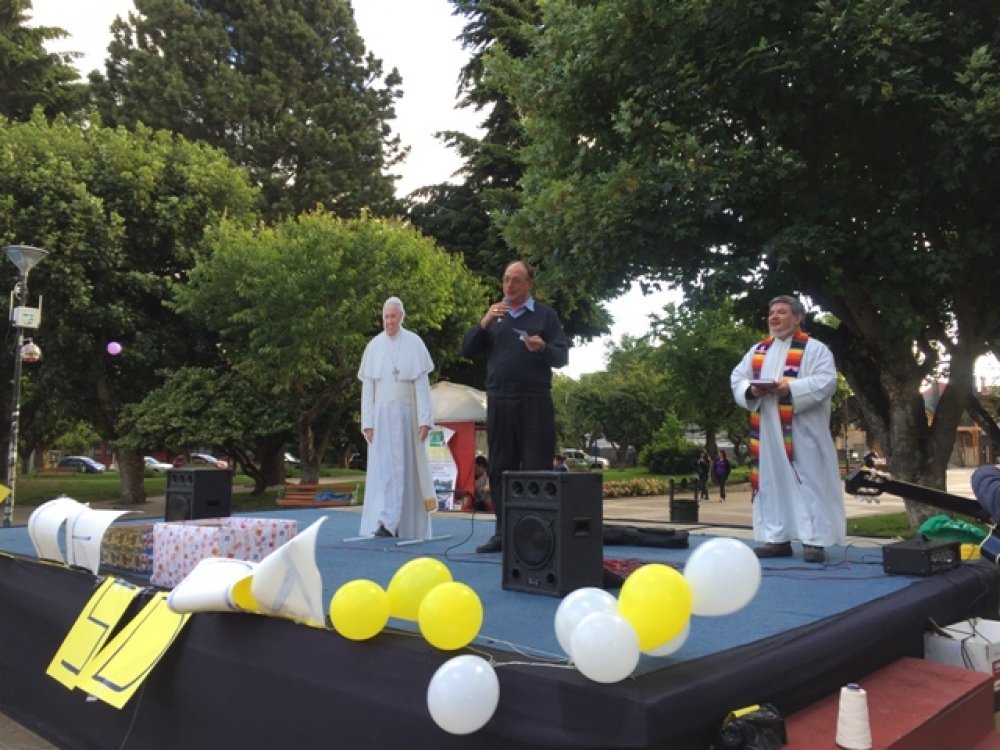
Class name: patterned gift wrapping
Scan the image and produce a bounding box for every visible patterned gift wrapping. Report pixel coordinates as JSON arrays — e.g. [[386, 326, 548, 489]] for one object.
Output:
[[100, 524, 156, 574], [150, 517, 298, 588]]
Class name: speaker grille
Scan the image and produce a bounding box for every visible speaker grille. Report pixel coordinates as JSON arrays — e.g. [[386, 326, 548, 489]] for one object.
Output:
[[165, 494, 192, 523], [511, 513, 555, 569]]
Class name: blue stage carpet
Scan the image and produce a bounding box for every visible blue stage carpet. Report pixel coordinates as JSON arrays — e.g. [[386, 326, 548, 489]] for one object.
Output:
[[0, 507, 914, 673]]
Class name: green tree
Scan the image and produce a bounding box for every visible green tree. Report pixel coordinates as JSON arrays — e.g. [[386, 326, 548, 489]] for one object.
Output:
[[574, 339, 673, 465], [499, 0, 1000, 528], [0, 0, 82, 120], [119, 367, 294, 493], [172, 212, 486, 484], [552, 373, 599, 450], [91, 0, 403, 220], [650, 300, 762, 456], [18, 376, 74, 473], [0, 112, 259, 503]]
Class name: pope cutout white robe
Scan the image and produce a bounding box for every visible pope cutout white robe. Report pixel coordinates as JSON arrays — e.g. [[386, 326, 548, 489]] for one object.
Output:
[[358, 327, 436, 539], [731, 335, 846, 548]]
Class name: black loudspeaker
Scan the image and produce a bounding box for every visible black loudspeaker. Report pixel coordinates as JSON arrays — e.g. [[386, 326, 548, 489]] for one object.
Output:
[[502, 471, 604, 597], [164, 468, 233, 522]]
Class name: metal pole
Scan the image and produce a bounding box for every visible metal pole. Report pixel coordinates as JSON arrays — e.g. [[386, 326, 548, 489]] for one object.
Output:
[[3, 273, 26, 528]]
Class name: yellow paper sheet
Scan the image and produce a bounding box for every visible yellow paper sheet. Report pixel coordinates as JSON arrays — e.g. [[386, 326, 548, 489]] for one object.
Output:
[[46, 577, 141, 690], [76, 593, 191, 709]]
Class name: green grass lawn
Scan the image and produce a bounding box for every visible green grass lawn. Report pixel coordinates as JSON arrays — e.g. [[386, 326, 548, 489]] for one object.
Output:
[[9, 468, 366, 512]]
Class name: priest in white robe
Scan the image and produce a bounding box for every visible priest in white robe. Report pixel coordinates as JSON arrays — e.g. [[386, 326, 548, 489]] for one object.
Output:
[[357, 297, 436, 540], [731, 295, 845, 564]]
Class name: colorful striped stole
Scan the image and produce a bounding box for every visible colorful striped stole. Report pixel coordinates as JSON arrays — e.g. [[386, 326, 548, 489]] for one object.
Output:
[[749, 331, 809, 491]]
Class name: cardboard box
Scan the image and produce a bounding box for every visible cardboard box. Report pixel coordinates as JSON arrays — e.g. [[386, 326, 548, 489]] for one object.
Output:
[[924, 618, 1000, 690]]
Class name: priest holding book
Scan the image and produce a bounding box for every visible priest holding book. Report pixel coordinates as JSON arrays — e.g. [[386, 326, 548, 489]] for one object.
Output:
[[731, 295, 845, 564]]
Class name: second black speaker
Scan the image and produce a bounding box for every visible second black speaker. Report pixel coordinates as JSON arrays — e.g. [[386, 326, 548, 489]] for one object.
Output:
[[502, 471, 604, 597], [164, 468, 233, 522]]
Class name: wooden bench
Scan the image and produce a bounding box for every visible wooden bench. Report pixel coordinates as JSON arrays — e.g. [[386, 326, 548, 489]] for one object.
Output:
[[276, 482, 358, 508]]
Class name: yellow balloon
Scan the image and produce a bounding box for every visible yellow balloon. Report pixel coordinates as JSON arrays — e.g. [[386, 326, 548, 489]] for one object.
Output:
[[418, 582, 483, 651], [387, 557, 453, 620], [329, 579, 390, 641], [617, 563, 693, 652]]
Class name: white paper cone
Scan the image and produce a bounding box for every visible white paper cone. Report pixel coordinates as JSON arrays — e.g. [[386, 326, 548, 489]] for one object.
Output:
[[167, 558, 259, 614], [250, 518, 326, 625], [836, 683, 872, 750], [28, 496, 88, 563]]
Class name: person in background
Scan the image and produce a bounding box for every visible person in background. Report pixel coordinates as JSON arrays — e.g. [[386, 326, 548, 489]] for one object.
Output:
[[712, 450, 732, 502], [461, 260, 569, 553], [863, 449, 878, 469], [553, 453, 569, 472], [694, 449, 711, 501], [473, 455, 491, 511], [357, 297, 436, 540], [730, 295, 845, 564]]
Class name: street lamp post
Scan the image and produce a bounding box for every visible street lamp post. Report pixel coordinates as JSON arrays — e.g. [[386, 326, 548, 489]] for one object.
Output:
[[3, 245, 48, 528]]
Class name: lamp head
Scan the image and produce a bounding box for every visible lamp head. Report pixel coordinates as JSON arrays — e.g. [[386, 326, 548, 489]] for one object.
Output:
[[4, 245, 48, 275]]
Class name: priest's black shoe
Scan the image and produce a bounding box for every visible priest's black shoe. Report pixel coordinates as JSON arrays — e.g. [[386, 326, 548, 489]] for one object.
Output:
[[373, 524, 395, 538], [753, 541, 793, 558], [476, 535, 502, 554]]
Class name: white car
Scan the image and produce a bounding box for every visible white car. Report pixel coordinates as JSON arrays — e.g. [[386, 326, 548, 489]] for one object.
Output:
[[561, 449, 610, 470], [144, 456, 172, 473]]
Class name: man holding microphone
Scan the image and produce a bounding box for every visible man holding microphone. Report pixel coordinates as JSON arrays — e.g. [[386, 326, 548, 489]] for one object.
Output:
[[461, 260, 569, 553]]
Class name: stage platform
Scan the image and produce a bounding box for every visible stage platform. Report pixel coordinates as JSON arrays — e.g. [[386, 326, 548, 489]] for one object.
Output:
[[1, 508, 998, 749]]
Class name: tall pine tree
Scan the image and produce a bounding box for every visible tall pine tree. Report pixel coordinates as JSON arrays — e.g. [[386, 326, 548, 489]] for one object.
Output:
[[90, 0, 403, 220], [408, 0, 611, 340], [0, 0, 82, 120]]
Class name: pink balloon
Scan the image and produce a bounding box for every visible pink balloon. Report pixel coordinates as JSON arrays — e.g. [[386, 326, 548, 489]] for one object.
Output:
[[106, 342, 122, 355]]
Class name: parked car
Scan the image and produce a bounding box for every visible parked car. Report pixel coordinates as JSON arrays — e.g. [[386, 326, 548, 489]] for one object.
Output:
[[143, 456, 172, 473], [193, 453, 227, 468], [56, 456, 107, 473], [560, 448, 610, 470], [284, 453, 301, 465], [348, 453, 367, 471]]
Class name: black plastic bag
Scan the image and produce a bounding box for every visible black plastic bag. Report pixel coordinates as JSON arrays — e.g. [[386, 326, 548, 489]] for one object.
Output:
[[712, 703, 787, 749]]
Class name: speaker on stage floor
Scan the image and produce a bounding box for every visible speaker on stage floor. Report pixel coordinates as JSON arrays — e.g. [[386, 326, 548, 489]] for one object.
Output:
[[164, 468, 233, 522], [502, 471, 604, 597]]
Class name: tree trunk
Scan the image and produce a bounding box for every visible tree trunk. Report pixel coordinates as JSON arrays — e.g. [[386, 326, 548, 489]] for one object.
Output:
[[704, 429, 718, 458], [298, 420, 320, 485], [118, 449, 147, 505], [822, 320, 980, 532], [259, 447, 285, 490]]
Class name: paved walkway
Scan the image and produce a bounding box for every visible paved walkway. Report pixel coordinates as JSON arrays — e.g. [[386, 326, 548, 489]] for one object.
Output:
[[0, 468, 980, 748]]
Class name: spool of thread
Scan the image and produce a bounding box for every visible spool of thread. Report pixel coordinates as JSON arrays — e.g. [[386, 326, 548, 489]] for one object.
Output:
[[836, 683, 872, 750]]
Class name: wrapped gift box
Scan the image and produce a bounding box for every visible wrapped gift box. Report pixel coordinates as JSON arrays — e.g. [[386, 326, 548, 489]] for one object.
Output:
[[151, 517, 298, 588], [101, 523, 156, 574]]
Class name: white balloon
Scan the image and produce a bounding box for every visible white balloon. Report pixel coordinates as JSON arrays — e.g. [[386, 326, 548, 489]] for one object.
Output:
[[553, 587, 619, 657], [683, 537, 761, 616], [570, 611, 640, 683], [427, 655, 499, 735], [643, 620, 690, 657]]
